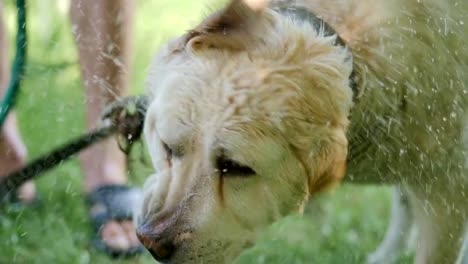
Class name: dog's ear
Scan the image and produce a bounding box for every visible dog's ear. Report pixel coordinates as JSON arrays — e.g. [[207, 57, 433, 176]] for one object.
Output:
[[182, 0, 269, 51], [308, 128, 348, 196]]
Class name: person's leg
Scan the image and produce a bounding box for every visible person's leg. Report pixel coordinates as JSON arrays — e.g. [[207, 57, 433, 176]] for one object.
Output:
[[0, 2, 36, 203], [70, 0, 140, 252]]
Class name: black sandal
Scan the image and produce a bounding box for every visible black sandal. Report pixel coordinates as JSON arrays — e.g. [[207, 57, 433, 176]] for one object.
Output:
[[86, 184, 145, 258]]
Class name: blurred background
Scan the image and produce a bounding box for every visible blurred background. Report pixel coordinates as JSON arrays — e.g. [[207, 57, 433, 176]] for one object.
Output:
[[0, 1, 408, 263]]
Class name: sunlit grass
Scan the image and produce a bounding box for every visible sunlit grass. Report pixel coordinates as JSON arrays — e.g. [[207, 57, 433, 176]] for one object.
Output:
[[1, 1, 410, 263]]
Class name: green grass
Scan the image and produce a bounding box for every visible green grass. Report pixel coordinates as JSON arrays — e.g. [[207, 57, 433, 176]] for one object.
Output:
[[1, 1, 412, 263]]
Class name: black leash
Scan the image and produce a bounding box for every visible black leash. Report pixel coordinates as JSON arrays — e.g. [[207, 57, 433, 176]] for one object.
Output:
[[0, 96, 149, 199]]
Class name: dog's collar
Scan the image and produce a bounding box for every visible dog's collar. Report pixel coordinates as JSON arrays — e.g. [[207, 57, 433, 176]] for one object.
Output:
[[277, 7, 359, 101]]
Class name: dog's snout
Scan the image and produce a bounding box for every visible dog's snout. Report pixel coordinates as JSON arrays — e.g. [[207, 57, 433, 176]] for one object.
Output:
[[136, 217, 182, 262], [136, 231, 176, 261]]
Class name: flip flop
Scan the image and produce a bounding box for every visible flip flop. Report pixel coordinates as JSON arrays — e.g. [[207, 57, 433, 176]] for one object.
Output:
[[86, 184, 145, 258]]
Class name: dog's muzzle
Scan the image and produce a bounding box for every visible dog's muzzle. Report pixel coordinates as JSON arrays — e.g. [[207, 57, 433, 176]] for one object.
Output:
[[137, 232, 175, 261], [136, 222, 177, 262]]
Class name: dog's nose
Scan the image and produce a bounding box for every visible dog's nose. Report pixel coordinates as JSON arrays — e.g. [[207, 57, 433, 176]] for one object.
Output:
[[136, 231, 175, 261]]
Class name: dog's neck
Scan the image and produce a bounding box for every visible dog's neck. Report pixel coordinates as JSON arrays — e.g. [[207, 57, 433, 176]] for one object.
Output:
[[277, 6, 359, 101]]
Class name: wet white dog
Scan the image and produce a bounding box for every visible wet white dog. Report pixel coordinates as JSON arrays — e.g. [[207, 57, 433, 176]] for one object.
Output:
[[135, 0, 468, 263]]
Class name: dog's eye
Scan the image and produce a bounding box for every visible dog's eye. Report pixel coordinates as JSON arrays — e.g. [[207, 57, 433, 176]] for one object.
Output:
[[216, 157, 255, 177]]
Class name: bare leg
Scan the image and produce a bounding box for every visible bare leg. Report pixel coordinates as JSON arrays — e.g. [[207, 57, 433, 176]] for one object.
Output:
[[367, 186, 414, 264], [0, 2, 36, 203], [70, 0, 139, 252]]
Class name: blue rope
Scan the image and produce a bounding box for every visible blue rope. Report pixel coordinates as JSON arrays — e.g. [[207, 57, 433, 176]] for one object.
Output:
[[0, 0, 27, 127]]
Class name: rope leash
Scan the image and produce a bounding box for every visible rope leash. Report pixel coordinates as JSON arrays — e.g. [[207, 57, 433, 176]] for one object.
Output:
[[0, 96, 149, 199]]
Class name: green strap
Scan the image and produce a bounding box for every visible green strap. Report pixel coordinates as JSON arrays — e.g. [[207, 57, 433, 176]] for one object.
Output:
[[0, 0, 27, 127]]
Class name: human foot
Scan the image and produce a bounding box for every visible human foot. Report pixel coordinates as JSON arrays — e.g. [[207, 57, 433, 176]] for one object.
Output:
[[86, 184, 144, 258], [80, 139, 142, 257]]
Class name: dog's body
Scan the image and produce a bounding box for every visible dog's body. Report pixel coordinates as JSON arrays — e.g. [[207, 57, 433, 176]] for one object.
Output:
[[136, 0, 468, 263]]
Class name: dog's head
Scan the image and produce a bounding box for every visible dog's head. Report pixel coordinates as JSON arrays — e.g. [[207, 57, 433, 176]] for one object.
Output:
[[136, 0, 353, 262]]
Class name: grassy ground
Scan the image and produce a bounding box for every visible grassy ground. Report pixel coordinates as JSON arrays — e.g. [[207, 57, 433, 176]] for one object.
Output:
[[0, 1, 413, 263]]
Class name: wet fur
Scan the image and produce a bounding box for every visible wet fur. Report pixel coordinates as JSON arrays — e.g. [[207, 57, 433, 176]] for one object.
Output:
[[137, 0, 468, 263]]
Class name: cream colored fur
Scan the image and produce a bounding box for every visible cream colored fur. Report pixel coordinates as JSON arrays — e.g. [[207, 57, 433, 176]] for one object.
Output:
[[136, 0, 468, 263]]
